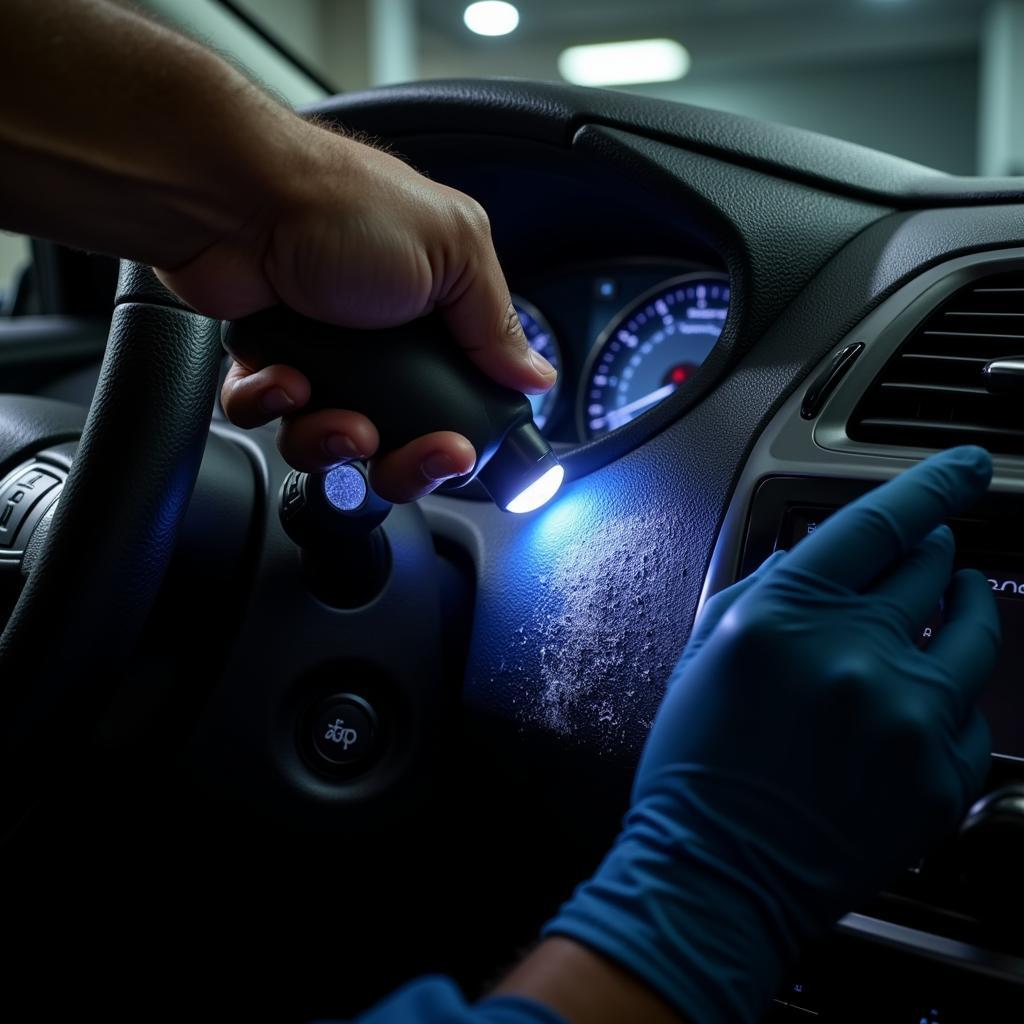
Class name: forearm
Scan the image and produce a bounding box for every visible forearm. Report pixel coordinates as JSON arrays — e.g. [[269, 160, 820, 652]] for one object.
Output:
[[0, 0, 312, 267]]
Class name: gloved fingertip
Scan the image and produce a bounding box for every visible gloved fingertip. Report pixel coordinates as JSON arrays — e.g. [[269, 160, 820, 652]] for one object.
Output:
[[944, 445, 993, 484], [928, 522, 956, 548]]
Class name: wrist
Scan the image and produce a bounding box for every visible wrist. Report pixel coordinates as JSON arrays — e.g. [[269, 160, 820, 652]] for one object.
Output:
[[494, 937, 679, 1024], [542, 790, 821, 1024]]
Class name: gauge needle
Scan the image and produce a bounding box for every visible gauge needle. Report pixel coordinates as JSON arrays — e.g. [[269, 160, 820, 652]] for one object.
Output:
[[605, 383, 677, 430]]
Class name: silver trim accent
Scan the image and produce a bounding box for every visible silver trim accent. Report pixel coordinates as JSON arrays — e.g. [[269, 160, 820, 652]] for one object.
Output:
[[984, 358, 1024, 392], [838, 913, 1024, 984]]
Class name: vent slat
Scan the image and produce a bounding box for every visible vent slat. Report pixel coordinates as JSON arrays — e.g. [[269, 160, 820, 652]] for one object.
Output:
[[848, 271, 1024, 454], [856, 418, 1024, 442], [922, 330, 1024, 341], [879, 382, 989, 396], [901, 353, 987, 364], [944, 311, 1024, 318]]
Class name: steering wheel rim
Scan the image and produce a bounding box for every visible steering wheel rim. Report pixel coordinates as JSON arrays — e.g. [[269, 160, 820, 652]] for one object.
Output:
[[0, 262, 222, 811]]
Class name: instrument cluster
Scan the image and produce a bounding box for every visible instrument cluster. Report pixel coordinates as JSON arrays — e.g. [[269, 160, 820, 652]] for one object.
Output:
[[512, 262, 730, 444]]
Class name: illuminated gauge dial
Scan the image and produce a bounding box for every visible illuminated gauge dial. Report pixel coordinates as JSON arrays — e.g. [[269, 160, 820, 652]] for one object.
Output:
[[512, 296, 562, 431], [579, 273, 730, 440]]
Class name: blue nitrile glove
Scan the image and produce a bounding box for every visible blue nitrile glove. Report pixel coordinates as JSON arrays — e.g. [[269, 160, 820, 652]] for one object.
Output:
[[543, 445, 1002, 1023], [320, 975, 567, 1024]]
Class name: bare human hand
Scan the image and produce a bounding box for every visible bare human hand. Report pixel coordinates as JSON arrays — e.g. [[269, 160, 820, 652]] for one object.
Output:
[[158, 128, 556, 501]]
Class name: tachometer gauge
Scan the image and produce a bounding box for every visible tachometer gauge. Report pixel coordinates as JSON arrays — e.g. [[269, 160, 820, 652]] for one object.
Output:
[[512, 296, 562, 431], [579, 273, 730, 440]]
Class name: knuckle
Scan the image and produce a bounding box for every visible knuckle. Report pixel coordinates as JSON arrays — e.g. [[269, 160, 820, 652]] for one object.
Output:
[[275, 423, 307, 466], [699, 589, 730, 622], [879, 697, 938, 769], [454, 195, 492, 239], [824, 653, 877, 707], [826, 652, 876, 689], [501, 301, 525, 344], [729, 608, 785, 659], [843, 503, 906, 551]]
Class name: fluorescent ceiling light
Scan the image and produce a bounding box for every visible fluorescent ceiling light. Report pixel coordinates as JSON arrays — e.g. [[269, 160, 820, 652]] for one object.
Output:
[[558, 39, 690, 87], [464, 2, 520, 37]]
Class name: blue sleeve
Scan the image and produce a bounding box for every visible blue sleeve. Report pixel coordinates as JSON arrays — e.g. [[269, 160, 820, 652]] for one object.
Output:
[[314, 976, 568, 1024]]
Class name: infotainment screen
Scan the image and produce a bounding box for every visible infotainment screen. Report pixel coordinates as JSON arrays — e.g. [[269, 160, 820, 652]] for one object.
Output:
[[964, 567, 1024, 758], [778, 507, 1024, 760]]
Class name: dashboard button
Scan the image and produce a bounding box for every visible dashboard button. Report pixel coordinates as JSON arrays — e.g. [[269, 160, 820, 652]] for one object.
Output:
[[309, 694, 378, 770], [0, 466, 60, 550]]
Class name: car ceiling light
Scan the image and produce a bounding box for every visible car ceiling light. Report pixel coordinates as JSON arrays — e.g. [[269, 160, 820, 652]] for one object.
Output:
[[464, 1, 520, 36], [558, 39, 691, 87]]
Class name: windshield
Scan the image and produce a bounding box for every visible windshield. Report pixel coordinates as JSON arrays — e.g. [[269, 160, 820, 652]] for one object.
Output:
[[206, 1, 992, 175]]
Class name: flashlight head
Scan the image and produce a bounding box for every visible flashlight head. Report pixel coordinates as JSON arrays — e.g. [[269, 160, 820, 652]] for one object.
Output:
[[476, 422, 563, 513]]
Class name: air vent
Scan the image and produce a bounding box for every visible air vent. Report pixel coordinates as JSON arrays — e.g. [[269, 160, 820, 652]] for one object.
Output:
[[849, 270, 1024, 454]]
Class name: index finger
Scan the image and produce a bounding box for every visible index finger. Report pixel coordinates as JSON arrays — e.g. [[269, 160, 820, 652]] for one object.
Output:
[[784, 446, 992, 591]]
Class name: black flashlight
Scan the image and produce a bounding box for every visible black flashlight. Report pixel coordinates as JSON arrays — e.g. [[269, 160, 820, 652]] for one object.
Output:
[[222, 307, 563, 513]]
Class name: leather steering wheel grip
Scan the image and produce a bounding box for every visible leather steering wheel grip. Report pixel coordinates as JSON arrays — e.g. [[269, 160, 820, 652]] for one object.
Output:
[[0, 263, 222, 803]]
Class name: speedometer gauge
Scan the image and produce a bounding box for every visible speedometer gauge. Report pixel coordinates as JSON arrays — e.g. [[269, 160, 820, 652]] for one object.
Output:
[[512, 296, 562, 431], [579, 273, 730, 440]]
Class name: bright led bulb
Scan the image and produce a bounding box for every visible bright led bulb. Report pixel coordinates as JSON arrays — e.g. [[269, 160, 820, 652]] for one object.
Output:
[[464, 1, 519, 36], [558, 39, 690, 87], [506, 465, 564, 514]]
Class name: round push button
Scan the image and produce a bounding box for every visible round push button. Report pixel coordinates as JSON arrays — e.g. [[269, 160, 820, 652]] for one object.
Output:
[[309, 694, 378, 768]]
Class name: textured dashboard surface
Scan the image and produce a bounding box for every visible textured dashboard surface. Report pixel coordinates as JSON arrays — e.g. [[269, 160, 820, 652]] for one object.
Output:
[[314, 79, 1024, 206], [430, 199, 1024, 763]]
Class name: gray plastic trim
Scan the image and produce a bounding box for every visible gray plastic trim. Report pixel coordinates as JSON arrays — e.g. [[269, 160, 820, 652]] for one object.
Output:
[[838, 913, 1024, 985], [699, 245, 1024, 615]]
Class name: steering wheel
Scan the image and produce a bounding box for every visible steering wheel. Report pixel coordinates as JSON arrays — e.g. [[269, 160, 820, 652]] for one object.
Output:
[[0, 264, 222, 814]]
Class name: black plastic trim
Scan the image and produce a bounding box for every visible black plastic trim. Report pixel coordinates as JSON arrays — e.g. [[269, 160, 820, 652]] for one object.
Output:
[[801, 343, 864, 420], [309, 80, 1024, 209], [216, 0, 336, 95]]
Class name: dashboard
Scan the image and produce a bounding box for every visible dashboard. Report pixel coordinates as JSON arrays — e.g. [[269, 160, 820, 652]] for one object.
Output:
[[511, 263, 730, 443], [13, 79, 1024, 1023]]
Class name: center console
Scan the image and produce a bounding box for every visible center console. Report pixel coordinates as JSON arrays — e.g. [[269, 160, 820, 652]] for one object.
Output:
[[703, 248, 1024, 1019]]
